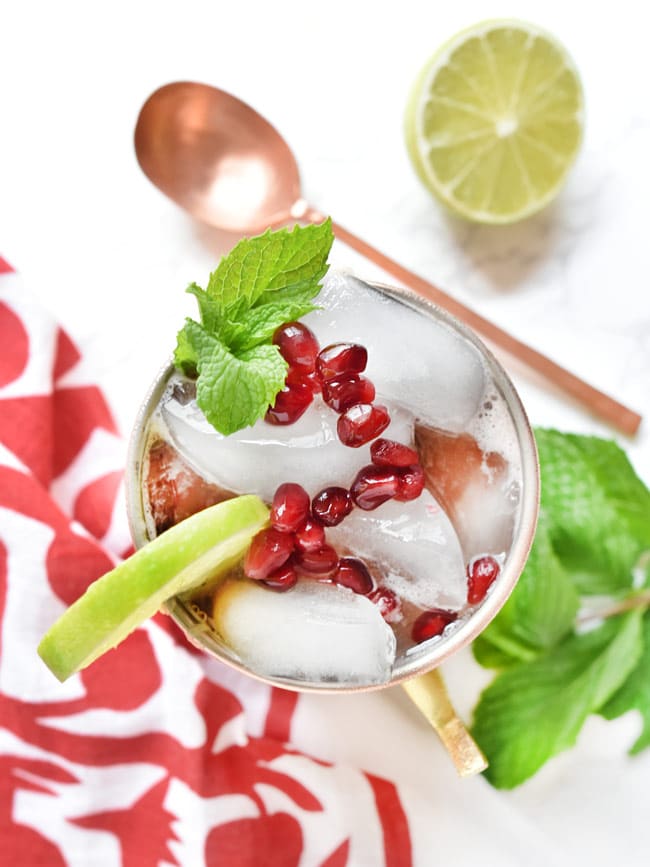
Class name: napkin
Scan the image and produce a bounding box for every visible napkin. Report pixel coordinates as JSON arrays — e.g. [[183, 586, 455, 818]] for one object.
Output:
[[0, 257, 414, 866]]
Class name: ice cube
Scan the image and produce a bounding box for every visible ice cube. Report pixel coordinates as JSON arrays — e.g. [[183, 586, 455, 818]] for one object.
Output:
[[161, 384, 413, 503], [327, 490, 467, 610], [416, 426, 515, 558], [213, 579, 396, 685], [145, 439, 231, 535], [449, 478, 517, 559], [302, 272, 486, 432]]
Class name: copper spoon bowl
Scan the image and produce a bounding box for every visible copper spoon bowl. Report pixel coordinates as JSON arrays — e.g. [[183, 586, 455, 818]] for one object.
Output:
[[134, 82, 303, 233], [134, 81, 641, 436]]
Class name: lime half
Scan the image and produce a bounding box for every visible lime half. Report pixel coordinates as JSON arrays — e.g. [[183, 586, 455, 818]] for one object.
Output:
[[38, 495, 269, 681], [405, 20, 584, 224]]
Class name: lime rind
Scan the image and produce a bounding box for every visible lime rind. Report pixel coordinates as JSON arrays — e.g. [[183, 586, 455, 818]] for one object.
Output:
[[404, 19, 584, 224], [38, 495, 269, 681]]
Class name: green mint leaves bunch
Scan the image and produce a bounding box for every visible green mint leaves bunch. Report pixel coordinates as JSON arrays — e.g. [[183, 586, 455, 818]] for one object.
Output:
[[471, 429, 650, 788], [174, 220, 334, 435]]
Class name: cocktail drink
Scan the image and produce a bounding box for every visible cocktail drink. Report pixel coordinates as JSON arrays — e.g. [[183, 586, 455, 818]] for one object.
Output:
[[127, 271, 539, 691]]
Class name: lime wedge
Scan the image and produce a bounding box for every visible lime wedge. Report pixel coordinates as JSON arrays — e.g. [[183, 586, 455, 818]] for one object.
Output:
[[38, 495, 269, 681], [405, 20, 584, 223]]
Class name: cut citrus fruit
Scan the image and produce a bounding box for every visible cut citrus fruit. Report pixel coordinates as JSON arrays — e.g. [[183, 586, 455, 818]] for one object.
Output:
[[38, 495, 269, 681], [405, 19, 584, 224]]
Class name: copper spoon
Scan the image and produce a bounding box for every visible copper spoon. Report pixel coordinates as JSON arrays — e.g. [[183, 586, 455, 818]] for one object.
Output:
[[134, 81, 641, 436]]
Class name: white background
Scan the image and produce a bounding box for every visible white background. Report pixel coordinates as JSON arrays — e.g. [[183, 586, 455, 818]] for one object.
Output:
[[2, 1, 649, 865]]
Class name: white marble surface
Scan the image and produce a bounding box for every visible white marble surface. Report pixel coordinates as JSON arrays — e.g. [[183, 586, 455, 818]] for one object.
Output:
[[2, 1, 649, 864]]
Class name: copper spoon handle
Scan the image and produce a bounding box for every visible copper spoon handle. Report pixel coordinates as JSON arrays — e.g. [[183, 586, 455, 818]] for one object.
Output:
[[304, 211, 641, 436], [402, 670, 487, 777]]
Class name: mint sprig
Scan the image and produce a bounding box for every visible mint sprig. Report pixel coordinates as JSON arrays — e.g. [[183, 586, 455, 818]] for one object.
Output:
[[470, 429, 650, 788], [174, 220, 334, 435], [473, 612, 643, 789]]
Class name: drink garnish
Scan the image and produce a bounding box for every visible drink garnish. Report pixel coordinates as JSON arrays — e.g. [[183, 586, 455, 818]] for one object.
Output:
[[173, 220, 334, 435], [38, 496, 269, 681]]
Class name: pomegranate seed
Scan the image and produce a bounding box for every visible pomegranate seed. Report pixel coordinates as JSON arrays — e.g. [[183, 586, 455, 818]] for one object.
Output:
[[322, 375, 376, 413], [295, 544, 339, 576], [337, 403, 390, 447], [334, 557, 374, 595], [262, 561, 298, 592], [350, 465, 399, 510], [270, 483, 310, 533], [395, 463, 425, 502], [467, 555, 500, 604], [411, 609, 457, 643], [273, 321, 320, 373], [295, 517, 326, 553], [311, 486, 353, 526], [287, 368, 321, 394], [265, 379, 313, 425], [307, 372, 322, 394], [369, 587, 401, 622], [244, 528, 295, 581], [285, 367, 312, 388], [371, 438, 419, 468], [316, 343, 367, 382]]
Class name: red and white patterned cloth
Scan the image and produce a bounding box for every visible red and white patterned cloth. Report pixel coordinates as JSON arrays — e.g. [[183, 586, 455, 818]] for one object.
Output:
[[0, 256, 412, 866]]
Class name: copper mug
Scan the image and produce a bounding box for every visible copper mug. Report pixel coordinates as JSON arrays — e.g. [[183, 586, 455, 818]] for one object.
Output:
[[125, 280, 539, 766]]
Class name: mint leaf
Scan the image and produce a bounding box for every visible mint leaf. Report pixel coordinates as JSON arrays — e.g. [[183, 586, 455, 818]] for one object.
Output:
[[227, 299, 319, 353], [253, 280, 325, 309], [205, 220, 333, 312], [471, 611, 643, 788], [472, 639, 528, 670], [473, 516, 579, 669], [173, 323, 199, 375], [174, 222, 333, 435], [182, 320, 287, 435], [186, 283, 222, 333], [600, 610, 650, 754], [536, 429, 650, 595]]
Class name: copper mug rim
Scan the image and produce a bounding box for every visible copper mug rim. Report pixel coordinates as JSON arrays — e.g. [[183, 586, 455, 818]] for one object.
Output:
[[125, 278, 540, 694]]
